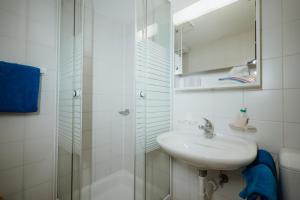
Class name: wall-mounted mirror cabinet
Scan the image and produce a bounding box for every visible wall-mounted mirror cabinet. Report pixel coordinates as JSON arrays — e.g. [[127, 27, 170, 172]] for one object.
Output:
[[173, 0, 261, 90]]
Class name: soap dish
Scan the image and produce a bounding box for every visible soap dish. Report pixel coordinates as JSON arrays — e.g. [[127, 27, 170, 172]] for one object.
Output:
[[229, 123, 257, 132]]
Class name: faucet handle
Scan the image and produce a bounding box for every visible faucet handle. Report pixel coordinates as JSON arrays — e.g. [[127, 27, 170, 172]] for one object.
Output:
[[199, 118, 215, 138], [203, 117, 210, 124], [198, 118, 212, 129], [202, 117, 213, 127]]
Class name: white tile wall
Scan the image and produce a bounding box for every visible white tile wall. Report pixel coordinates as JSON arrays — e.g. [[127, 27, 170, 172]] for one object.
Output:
[[0, 0, 58, 199], [0, 142, 23, 170], [284, 89, 300, 123], [283, 122, 300, 148], [262, 57, 283, 89], [244, 90, 283, 122], [283, 54, 300, 88], [0, 167, 23, 196], [262, 25, 282, 59], [262, 0, 282, 28], [24, 181, 53, 200], [283, 19, 300, 55], [213, 91, 243, 118], [283, 0, 300, 21], [172, 0, 300, 199]]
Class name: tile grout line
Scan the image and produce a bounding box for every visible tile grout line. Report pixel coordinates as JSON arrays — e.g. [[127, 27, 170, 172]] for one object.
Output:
[[22, 0, 30, 198], [281, 0, 285, 149]]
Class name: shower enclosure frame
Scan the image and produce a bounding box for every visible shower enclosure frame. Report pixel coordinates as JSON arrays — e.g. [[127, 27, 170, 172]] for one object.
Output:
[[56, 0, 84, 199], [56, 0, 173, 199]]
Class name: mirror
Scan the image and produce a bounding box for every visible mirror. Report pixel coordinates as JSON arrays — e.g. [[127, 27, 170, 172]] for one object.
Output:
[[173, 0, 261, 89]]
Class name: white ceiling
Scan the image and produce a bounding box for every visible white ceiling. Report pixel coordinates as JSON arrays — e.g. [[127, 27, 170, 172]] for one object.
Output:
[[174, 0, 256, 48]]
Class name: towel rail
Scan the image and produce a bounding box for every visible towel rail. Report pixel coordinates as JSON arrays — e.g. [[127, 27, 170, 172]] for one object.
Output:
[[40, 68, 47, 75]]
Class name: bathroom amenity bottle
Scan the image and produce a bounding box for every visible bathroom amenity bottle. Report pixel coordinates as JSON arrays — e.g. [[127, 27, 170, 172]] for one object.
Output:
[[229, 107, 249, 130], [239, 108, 249, 125]]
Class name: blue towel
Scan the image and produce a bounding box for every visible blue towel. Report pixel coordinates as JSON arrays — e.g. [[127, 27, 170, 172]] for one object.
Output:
[[249, 149, 277, 178], [240, 149, 278, 200], [0, 61, 40, 112]]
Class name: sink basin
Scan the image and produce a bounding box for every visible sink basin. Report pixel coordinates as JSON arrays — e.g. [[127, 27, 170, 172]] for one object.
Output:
[[157, 131, 257, 170]]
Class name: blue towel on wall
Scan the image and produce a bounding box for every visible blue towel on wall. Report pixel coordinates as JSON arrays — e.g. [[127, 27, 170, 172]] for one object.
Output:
[[0, 61, 40, 112], [240, 149, 278, 200]]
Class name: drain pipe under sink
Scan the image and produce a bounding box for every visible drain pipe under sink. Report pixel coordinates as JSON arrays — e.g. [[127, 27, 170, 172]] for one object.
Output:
[[199, 170, 208, 200]]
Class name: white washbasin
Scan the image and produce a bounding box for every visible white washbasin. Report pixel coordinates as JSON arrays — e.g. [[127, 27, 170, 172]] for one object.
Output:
[[157, 131, 257, 170]]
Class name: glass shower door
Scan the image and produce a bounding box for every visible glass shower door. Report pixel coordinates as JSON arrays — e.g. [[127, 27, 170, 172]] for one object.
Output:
[[57, 0, 83, 199], [145, 1, 172, 199], [57, 0, 75, 199], [58, 0, 171, 199], [135, 0, 172, 199]]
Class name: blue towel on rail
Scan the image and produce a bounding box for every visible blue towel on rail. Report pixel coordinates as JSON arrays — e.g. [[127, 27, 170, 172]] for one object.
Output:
[[240, 149, 278, 200], [0, 61, 40, 112]]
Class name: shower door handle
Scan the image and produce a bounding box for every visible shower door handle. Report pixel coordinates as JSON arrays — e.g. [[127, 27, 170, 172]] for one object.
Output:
[[139, 91, 146, 98], [73, 89, 81, 98], [119, 109, 130, 116]]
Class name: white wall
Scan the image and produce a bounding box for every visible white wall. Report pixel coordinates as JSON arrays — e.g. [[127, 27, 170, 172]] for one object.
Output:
[[183, 30, 255, 73], [0, 0, 58, 199], [173, 0, 300, 199]]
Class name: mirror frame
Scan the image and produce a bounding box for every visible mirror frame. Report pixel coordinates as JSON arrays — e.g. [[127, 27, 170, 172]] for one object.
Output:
[[173, 0, 262, 91]]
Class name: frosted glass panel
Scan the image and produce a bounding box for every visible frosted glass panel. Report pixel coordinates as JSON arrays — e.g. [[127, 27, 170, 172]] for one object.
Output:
[[57, 0, 82, 199], [57, 0, 75, 199], [145, 1, 172, 199], [136, 40, 171, 153], [135, 0, 172, 199]]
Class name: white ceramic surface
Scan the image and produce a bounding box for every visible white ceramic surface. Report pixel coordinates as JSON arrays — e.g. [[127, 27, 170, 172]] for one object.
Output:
[[157, 131, 257, 170]]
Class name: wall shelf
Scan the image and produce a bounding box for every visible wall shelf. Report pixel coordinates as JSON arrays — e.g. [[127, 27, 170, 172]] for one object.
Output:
[[174, 82, 260, 91]]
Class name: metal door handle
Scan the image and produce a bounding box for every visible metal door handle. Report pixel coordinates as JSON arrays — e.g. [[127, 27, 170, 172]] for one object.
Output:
[[140, 91, 146, 98], [119, 109, 130, 116], [73, 89, 81, 98]]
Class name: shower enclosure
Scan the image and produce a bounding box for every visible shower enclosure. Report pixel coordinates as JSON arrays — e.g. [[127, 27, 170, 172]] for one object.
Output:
[[57, 0, 172, 200]]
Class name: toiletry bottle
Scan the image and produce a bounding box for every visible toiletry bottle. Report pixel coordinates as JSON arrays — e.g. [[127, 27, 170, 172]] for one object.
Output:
[[229, 107, 250, 130], [240, 108, 249, 126]]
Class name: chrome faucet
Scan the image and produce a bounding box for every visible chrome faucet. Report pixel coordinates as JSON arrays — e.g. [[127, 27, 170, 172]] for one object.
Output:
[[198, 118, 214, 138]]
